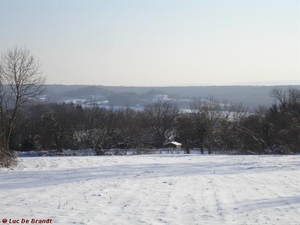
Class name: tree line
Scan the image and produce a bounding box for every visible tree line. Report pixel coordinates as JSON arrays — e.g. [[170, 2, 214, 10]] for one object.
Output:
[[8, 87, 300, 156]]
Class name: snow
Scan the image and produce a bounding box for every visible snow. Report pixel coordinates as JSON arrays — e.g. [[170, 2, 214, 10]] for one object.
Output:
[[1, 155, 300, 225]]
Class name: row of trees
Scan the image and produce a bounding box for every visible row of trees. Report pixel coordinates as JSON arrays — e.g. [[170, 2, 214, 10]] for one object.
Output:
[[8, 87, 300, 156]]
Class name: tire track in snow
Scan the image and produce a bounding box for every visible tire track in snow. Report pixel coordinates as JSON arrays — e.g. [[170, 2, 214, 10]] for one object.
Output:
[[237, 172, 300, 225]]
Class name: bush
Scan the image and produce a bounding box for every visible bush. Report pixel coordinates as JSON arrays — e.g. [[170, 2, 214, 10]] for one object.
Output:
[[0, 149, 17, 167]]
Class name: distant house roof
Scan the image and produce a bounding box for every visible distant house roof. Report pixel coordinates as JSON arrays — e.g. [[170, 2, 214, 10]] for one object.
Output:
[[164, 141, 182, 148], [170, 141, 182, 146]]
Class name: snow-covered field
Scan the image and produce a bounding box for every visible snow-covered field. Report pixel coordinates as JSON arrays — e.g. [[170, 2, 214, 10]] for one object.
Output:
[[1, 155, 300, 225]]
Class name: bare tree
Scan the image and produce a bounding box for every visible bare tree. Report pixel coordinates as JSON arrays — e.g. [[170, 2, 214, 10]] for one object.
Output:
[[265, 88, 300, 153], [0, 47, 45, 166], [143, 101, 179, 148], [190, 97, 221, 154], [175, 114, 196, 154]]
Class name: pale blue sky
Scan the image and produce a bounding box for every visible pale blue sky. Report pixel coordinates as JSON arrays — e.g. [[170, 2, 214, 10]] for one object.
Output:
[[0, 0, 299, 86]]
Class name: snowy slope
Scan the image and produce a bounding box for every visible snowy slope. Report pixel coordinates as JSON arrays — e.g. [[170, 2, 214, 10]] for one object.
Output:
[[0, 155, 299, 225]]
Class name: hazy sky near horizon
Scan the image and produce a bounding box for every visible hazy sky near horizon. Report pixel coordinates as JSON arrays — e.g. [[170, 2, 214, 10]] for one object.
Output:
[[0, 0, 299, 86]]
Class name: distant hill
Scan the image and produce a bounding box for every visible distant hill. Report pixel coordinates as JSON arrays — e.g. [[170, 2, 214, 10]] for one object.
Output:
[[63, 86, 113, 99], [44, 84, 300, 111]]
